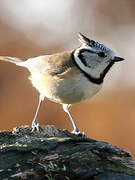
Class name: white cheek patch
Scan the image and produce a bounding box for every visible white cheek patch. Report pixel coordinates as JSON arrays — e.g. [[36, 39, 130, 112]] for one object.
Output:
[[74, 48, 101, 77], [74, 48, 112, 79], [74, 53, 91, 75]]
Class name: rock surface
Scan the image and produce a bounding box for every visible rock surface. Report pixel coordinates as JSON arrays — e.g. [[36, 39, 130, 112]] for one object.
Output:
[[0, 125, 135, 180]]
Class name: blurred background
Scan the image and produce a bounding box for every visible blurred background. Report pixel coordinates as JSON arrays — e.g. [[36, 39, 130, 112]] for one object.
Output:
[[0, 0, 135, 157]]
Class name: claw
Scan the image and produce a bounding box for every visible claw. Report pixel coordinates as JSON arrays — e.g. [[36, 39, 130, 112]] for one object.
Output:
[[31, 118, 40, 132], [31, 124, 40, 132]]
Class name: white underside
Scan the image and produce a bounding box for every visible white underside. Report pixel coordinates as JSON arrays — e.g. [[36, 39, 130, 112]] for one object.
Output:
[[30, 71, 102, 104]]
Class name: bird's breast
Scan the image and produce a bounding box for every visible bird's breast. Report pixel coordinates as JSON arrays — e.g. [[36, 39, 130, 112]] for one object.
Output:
[[30, 70, 102, 104]]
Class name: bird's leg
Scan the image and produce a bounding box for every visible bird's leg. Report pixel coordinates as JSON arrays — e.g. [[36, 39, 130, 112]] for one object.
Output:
[[63, 104, 81, 135], [31, 94, 44, 132]]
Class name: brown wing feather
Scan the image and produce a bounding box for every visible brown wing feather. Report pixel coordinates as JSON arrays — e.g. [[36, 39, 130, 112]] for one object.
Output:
[[41, 51, 78, 76]]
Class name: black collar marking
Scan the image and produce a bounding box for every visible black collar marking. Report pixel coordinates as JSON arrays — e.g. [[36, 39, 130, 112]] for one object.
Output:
[[72, 51, 114, 85]]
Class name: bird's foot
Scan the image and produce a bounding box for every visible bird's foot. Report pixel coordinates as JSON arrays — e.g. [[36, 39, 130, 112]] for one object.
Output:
[[31, 119, 42, 132], [71, 129, 86, 137]]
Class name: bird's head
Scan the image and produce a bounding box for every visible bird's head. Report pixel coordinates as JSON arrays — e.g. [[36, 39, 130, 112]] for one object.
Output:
[[73, 33, 124, 83]]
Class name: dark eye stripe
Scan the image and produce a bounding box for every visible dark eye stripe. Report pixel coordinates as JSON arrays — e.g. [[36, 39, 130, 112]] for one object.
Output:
[[72, 51, 114, 85], [78, 48, 95, 66], [97, 52, 106, 58]]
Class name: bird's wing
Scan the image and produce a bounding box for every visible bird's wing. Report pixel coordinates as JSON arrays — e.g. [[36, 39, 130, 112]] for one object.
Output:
[[22, 51, 78, 77]]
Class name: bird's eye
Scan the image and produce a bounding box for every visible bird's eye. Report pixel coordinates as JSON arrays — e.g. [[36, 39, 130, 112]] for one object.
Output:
[[97, 52, 106, 58]]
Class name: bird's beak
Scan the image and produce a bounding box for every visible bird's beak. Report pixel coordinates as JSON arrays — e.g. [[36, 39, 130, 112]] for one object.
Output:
[[112, 56, 125, 62]]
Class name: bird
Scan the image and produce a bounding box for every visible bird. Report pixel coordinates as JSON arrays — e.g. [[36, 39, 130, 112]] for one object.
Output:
[[0, 33, 124, 135]]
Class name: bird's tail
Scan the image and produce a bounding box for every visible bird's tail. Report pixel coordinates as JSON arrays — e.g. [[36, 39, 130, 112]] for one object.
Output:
[[0, 56, 25, 65]]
